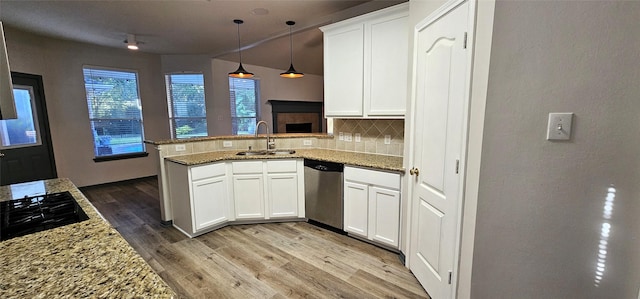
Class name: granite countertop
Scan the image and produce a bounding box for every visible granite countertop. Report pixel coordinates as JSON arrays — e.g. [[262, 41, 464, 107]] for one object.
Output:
[[145, 133, 334, 145], [0, 178, 175, 298], [166, 148, 404, 173]]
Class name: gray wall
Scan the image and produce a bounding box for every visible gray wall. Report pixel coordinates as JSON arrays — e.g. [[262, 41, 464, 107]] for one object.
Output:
[[471, 1, 640, 297]]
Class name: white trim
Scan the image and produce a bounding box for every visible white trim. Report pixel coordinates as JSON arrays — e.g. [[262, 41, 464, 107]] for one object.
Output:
[[457, 0, 496, 298]]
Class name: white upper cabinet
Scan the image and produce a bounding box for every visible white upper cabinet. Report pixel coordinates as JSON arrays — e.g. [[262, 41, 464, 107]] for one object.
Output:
[[321, 3, 409, 119]]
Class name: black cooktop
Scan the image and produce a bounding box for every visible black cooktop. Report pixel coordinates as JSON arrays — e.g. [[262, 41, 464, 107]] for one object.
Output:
[[0, 191, 90, 241]]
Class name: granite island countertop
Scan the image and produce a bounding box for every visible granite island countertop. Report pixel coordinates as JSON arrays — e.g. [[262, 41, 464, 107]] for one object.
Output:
[[166, 148, 404, 173], [0, 178, 175, 298]]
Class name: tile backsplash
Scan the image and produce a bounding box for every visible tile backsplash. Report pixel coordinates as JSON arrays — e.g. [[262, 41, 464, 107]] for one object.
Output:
[[320, 119, 404, 156], [158, 119, 405, 158]]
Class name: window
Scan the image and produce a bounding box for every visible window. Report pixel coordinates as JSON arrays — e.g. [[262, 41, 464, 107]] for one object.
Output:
[[165, 73, 207, 139], [229, 77, 259, 135], [0, 87, 40, 149], [83, 67, 146, 160]]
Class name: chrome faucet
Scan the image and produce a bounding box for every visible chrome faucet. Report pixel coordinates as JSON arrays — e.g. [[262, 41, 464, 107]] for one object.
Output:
[[255, 120, 275, 151]]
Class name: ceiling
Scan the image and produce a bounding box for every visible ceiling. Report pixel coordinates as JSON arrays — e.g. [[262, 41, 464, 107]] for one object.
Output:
[[0, 0, 405, 75]]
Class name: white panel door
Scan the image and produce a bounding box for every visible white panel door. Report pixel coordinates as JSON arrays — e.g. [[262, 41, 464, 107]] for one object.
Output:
[[343, 180, 369, 237], [233, 174, 265, 219], [409, 1, 470, 298], [323, 24, 364, 117], [192, 175, 229, 231], [369, 186, 400, 247], [267, 173, 298, 218]]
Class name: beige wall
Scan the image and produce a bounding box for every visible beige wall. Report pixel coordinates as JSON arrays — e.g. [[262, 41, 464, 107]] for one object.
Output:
[[471, 1, 640, 297], [4, 26, 167, 187], [211, 59, 324, 136], [2, 28, 325, 187]]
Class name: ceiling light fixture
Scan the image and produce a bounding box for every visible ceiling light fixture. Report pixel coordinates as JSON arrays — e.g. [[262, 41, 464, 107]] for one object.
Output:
[[229, 19, 253, 79], [125, 34, 138, 50], [280, 21, 303, 79]]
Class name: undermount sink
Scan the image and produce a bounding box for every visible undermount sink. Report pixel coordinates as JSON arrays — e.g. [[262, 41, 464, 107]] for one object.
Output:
[[236, 150, 296, 156]]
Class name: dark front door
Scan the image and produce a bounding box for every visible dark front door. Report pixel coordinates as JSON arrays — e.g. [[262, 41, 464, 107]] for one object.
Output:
[[0, 72, 56, 185]]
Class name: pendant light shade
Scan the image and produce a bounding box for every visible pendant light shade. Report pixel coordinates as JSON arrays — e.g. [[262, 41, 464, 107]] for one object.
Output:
[[229, 19, 254, 78], [280, 21, 303, 78]]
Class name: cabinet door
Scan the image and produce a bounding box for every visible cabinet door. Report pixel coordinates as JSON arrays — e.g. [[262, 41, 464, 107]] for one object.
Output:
[[323, 24, 364, 117], [366, 14, 409, 117], [192, 175, 229, 231], [344, 180, 369, 238], [369, 186, 400, 247], [233, 174, 265, 219], [267, 173, 298, 218]]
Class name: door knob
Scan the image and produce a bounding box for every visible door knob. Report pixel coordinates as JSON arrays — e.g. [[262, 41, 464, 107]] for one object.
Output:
[[409, 167, 420, 176]]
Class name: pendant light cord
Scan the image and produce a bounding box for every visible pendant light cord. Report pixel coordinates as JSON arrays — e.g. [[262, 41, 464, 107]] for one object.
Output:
[[236, 22, 243, 63], [289, 25, 293, 65]]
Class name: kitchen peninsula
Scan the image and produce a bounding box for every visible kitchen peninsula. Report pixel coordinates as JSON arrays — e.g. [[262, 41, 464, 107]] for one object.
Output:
[[0, 178, 175, 298]]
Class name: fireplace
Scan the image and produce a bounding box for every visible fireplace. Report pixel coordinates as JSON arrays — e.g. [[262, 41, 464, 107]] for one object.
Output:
[[269, 100, 323, 133]]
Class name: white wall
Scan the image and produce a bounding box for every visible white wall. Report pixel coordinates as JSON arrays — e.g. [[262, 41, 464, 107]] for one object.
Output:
[[212, 59, 324, 135], [470, 1, 640, 297], [5, 26, 168, 187]]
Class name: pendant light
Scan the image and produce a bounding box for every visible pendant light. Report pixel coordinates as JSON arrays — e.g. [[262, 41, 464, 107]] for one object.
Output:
[[280, 21, 304, 78], [229, 19, 254, 79]]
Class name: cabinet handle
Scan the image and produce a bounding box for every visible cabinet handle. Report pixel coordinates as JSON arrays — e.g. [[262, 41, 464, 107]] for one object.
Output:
[[0, 152, 4, 158], [409, 167, 419, 176]]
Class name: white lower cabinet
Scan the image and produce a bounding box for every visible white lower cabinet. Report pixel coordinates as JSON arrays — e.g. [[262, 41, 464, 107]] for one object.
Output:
[[266, 160, 304, 218], [232, 161, 265, 220], [231, 159, 305, 221], [167, 158, 305, 238], [166, 161, 232, 237], [344, 166, 401, 248], [344, 181, 369, 237], [192, 175, 230, 230]]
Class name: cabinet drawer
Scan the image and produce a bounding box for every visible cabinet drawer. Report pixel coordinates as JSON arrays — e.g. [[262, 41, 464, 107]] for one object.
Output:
[[232, 161, 263, 174], [344, 166, 400, 190], [266, 160, 297, 173], [191, 163, 225, 181]]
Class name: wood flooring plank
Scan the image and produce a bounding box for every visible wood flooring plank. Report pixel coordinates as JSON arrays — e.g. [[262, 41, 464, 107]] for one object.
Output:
[[348, 269, 430, 299], [173, 238, 279, 299], [82, 176, 431, 299]]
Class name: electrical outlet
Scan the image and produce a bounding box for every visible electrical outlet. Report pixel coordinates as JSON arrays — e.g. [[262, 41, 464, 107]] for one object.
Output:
[[175, 144, 186, 151], [303, 139, 312, 146], [345, 133, 352, 142], [339, 132, 344, 141], [223, 141, 233, 147], [546, 112, 574, 141], [355, 133, 361, 143], [384, 135, 391, 144]]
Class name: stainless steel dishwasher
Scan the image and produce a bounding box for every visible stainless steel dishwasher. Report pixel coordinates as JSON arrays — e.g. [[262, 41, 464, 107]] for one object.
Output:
[[304, 159, 344, 230]]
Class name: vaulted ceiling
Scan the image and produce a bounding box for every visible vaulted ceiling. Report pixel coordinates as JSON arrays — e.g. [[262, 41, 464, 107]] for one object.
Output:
[[0, 0, 406, 75]]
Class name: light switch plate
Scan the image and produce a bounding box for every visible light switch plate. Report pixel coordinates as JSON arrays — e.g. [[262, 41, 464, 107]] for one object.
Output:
[[547, 112, 573, 141], [223, 141, 233, 147], [175, 144, 186, 151], [303, 139, 312, 146], [355, 133, 361, 143], [339, 132, 344, 141], [384, 135, 391, 144]]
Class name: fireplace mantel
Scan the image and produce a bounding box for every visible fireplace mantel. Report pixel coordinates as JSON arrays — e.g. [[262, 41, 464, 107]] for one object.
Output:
[[268, 100, 323, 133]]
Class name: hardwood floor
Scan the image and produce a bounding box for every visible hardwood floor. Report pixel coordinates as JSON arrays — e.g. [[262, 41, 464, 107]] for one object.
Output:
[[80, 177, 430, 299]]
